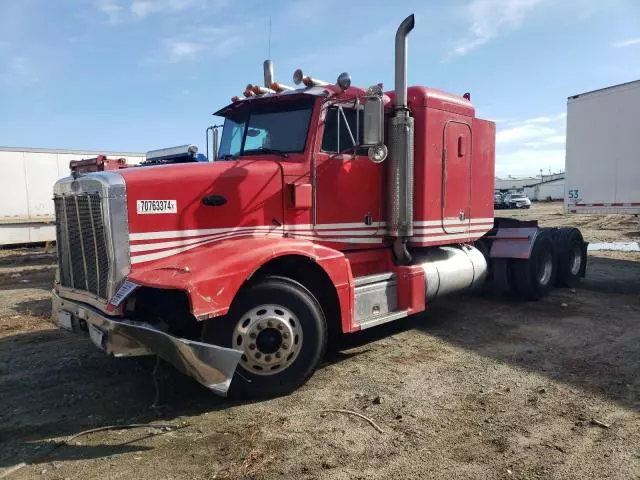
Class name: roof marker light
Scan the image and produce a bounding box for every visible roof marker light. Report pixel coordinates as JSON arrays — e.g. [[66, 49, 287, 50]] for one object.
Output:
[[337, 72, 351, 91]]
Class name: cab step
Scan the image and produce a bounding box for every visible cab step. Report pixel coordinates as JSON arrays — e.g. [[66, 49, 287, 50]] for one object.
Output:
[[353, 272, 408, 330]]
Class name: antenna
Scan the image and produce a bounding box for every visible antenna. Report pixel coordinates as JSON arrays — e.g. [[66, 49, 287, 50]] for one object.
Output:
[[267, 16, 272, 58]]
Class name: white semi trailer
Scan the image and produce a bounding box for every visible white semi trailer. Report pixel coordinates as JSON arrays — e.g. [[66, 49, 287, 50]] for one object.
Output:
[[0, 147, 145, 245], [565, 80, 640, 215]]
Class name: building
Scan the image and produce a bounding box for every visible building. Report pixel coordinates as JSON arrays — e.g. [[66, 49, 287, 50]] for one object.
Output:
[[524, 177, 565, 201], [495, 173, 565, 201], [0, 146, 145, 245]]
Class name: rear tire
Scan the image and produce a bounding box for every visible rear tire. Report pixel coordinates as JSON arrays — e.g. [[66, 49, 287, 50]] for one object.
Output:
[[554, 227, 585, 288], [201, 276, 327, 398], [492, 258, 518, 296], [513, 231, 557, 300]]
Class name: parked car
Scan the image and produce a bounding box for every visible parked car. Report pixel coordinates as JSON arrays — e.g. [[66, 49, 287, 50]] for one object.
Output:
[[504, 193, 532, 209], [494, 192, 505, 209]]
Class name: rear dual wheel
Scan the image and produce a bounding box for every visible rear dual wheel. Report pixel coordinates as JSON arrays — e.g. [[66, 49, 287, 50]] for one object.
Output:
[[553, 227, 585, 288], [512, 232, 556, 300], [493, 231, 557, 300], [202, 276, 327, 398]]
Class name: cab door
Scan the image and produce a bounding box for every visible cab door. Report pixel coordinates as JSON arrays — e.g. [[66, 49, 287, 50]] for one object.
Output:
[[312, 104, 383, 246], [442, 121, 472, 234]]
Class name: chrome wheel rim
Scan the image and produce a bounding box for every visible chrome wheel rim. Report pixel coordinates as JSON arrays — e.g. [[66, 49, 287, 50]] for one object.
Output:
[[232, 304, 303, 376], [537, 251, 553, 285], [569, 246, 582, 275]]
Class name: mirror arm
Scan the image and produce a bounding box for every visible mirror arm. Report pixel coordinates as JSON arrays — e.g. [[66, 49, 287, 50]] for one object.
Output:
[[338, 106, 356, 147]]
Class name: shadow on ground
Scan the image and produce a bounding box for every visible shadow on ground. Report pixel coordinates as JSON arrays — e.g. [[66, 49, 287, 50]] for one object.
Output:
[[1, 255, 638, 469]]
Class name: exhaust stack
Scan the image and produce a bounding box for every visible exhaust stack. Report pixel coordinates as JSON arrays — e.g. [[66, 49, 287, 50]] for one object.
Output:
[[263, 60, 274, 88], [388, 14, 415, 265]]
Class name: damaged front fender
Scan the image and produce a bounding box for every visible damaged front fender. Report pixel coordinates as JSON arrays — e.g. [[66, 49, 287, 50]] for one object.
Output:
[[52, 290, 242, 396]]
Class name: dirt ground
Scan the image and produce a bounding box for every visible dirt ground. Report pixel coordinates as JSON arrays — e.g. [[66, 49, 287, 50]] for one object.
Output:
[[1, 203, 639, 480]]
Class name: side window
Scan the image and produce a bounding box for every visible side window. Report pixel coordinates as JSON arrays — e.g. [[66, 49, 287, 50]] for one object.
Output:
[[218, 117, 245, 158], [321, 107, 366, 154]]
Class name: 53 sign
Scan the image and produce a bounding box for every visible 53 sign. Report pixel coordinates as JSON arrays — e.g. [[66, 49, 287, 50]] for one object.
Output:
[[567, 189, 580, 201]]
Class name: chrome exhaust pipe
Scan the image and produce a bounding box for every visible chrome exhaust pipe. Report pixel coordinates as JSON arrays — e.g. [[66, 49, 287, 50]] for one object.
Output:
[[263, 59, 274, 88], [388, 14, 415, 265], [394, 14, 414, 110]]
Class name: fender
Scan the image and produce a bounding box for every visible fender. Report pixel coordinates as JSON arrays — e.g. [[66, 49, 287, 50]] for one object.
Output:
[[126, 236, 354, 327]]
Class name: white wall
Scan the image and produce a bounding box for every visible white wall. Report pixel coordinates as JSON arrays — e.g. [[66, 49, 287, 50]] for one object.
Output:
[[0, 148, 145, 245]]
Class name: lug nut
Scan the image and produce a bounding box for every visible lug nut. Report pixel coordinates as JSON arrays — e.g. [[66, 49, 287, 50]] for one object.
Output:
[[267, 320, 273, 327], [256, 324, 263, 330], [282, 333, 289, 339], [249, 332, 257, 339], [255, 352, 261, 359], [282, 343, 288, 350], [275, 352, 281, 358], [249, 344, 256, 350], [277, 324, 283, 330]]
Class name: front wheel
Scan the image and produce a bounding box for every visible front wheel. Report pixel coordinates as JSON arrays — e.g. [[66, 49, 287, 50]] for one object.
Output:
[[202, 276, 327, 398]]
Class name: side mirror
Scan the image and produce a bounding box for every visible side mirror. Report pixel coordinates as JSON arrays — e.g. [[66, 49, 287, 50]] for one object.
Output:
[[362, 88, 388, 163]]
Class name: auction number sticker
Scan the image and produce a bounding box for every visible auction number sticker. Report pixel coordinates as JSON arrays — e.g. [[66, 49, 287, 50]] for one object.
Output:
[[136, 199, 177, 214]]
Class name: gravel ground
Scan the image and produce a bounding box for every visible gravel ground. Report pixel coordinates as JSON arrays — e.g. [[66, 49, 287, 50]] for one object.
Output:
[[1, 203, 639, 480]]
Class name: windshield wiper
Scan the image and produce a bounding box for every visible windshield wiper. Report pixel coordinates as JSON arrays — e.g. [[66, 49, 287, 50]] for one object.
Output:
[[242, 148, 288, 159]]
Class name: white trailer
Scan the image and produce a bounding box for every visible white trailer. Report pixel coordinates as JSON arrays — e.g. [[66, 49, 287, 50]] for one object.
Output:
[[565, 80, 640, 214], [0, 147, 145, 246]]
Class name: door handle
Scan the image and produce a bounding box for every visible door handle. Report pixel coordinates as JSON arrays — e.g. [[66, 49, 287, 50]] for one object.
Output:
[[202, 195, 227, 207]]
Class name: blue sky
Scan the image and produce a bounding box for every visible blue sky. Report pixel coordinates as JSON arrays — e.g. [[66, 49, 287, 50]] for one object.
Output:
[[1, 0, 639, 176]]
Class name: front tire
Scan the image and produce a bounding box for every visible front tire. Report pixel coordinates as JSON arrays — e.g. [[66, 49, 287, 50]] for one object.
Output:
[[202, 276, 327, 398]]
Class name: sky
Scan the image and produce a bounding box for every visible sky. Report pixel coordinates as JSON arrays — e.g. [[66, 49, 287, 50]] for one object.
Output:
[[0, 0, 639, 177]]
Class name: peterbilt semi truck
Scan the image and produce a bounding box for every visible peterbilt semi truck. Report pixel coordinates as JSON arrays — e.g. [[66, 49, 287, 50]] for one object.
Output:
[[52, 14, 587, 397], [565, 79, 640, 215]]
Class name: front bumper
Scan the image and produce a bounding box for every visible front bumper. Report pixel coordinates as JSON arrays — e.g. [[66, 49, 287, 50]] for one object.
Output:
[[52, 290, 242, 396]]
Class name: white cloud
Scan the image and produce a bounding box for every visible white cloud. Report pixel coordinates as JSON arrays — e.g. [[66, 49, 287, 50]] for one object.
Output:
[[0, 56, 40, 87], [612, 37, 640, 48], [97, 0, 226, 22], [97, 0, 125, 24], [167, 40, 204, 62], [454, 0, 544, 56], [164, 27, 242, 63], [496, 147, 565, 177], [497, 123, 554, 144], [496, 112, 567, 175], [286, 0, 325, 23], [521, 112, 566, 124]]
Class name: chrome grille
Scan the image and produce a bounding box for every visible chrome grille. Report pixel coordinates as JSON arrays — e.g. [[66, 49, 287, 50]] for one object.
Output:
[[54, 194, 110, 299]]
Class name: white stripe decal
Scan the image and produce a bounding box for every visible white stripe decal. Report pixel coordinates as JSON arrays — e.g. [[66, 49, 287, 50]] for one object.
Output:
[[288, 235, 383, 244], [288, 229, 383, 236], [285, 222, 386, 231], [413, 217, 493, 227], [131, 232, 282, 264], [130, 228, 275, 253], [130, 225, 280, 241], [131, 219, 493, 242]]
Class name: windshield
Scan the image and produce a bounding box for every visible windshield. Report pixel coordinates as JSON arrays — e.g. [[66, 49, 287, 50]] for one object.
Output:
[[217, 98, 314, 159], [511, 194, 526, 199]]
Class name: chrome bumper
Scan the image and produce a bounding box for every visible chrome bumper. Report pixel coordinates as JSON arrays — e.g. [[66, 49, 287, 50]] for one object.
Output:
[[52, 290, 241, 396]]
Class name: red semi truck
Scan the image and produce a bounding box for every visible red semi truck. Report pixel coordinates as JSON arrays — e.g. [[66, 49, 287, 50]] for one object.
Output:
[[52, 15, 587, 397]]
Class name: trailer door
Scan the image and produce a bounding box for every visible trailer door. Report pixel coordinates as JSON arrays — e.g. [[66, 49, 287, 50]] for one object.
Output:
[[442, 121, 472, 234]]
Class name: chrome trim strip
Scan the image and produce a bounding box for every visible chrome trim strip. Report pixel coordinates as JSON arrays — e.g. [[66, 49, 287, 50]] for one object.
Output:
[[353, 272, 395, 287], [52, 290, 242, 396], [358, 310, 409, 330]]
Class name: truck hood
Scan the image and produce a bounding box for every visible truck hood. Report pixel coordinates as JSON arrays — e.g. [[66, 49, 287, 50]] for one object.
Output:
[[118, 160, 284, 267]]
